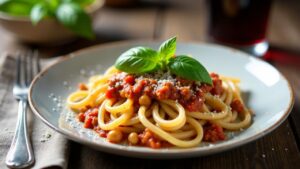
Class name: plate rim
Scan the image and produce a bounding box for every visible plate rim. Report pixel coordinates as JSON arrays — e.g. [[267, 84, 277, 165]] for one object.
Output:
[[28, 40, 295, 158]]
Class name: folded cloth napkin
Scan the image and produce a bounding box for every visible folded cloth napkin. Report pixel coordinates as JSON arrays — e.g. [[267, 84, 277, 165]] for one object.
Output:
[[0, 54, 69, 169]]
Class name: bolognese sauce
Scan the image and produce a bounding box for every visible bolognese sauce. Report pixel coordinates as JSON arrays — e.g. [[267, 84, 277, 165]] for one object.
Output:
[[75, 71, 229, 148], [106, 71, 223, 112]]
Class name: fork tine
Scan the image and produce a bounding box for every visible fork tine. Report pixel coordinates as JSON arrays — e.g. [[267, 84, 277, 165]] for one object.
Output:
[[33, 50, 40, 75], [20, 53, 27, 87], [15, 54, 21, 86], [26, 51, 33, 86], [23, 52, 28, 87]]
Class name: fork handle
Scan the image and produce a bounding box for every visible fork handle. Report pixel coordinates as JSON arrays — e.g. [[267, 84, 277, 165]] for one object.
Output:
[[6, 99, 34, 168]]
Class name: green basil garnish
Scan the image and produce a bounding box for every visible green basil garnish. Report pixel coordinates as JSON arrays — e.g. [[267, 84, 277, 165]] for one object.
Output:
[[158, 36, 176, 61], [168, 55, 212, 84], [115, 47, 160, 74], [114, 37, 212, 85]]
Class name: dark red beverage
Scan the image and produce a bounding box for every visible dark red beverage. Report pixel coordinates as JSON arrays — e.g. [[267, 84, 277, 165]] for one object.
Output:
[[209, 0, 272, 46]]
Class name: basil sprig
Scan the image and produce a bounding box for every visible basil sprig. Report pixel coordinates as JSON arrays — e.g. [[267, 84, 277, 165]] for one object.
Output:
[[0, 0, 94, 39], [115, 37, 212, 85]]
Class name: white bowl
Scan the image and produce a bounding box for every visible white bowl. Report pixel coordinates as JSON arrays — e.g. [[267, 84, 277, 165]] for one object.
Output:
[[0, 0, 104, 45]]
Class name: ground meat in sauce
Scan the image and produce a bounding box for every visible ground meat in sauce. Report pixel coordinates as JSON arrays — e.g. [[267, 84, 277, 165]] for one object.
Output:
[[105, 71, 223, 112], [230, 99, 244, 113], [210, 73, 224, 95], [203, 123, 226, 142]]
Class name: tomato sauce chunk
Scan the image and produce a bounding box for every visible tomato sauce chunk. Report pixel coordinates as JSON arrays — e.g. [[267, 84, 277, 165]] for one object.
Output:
[[230, 99, 244, 113], [203, 123, 226, 142]]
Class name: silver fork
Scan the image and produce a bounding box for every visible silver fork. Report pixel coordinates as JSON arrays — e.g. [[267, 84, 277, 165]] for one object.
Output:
[[6, 51, 40, 168]]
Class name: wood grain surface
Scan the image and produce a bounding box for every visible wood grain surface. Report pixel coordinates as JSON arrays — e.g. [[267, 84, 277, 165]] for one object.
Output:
[[67, 1, 300, 168]]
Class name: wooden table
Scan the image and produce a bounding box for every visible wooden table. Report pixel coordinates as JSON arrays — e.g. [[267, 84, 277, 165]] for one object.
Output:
[[1, 0, 300, 168]]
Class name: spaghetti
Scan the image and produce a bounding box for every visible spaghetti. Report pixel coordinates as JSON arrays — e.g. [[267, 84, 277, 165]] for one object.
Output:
[[67, 66, 252, 148]]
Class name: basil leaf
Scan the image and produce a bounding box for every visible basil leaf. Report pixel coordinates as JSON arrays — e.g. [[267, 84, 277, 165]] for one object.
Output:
[[30, 3, 49, 25], [56, 3, 94, 39], [168, 55, 212, 85], [0, 0, 33, 16], [47, 0, 60, 12], [115, 47, 159, 74], [63, 0, 95, 7], [158, 36, 176, 61]]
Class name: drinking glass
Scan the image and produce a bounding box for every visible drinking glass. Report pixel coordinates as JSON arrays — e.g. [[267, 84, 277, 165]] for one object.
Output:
[[208, 0, 272, 57]]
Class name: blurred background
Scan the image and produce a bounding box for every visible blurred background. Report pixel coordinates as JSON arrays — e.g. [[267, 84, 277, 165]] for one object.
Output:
[[0, 0, 299, 59], [1, 1, 300, 168]]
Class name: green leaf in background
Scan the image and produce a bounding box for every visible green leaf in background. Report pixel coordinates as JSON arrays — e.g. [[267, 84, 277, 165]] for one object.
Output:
[[56, 2, 94, 39], [0, 0, 33, 16], [158, 36, 177, 61], [30, 3, 49, 25], [47, 0, 60, 13], [168, 55, 212, 85], [63, 0, 95, 7], [115, 47, 160, 74], [0, 0, 39, 6]]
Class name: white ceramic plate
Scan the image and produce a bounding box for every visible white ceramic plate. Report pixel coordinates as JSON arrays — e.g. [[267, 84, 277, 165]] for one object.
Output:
[[29, 41, 294, 158]]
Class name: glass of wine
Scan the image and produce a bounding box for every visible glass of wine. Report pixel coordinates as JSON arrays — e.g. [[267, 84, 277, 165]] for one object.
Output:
[[208, 0, 272, 57]]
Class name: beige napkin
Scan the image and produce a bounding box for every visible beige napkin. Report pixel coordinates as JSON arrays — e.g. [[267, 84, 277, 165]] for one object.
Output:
[[0, 54, 69, 169]]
